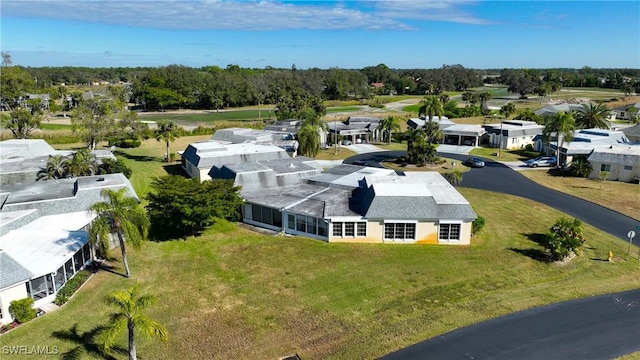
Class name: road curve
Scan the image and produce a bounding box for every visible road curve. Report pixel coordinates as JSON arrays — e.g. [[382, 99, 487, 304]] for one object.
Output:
[[344, 151, 639, 241], [342, 151, 640, 359], [380, 288, 640, 360]]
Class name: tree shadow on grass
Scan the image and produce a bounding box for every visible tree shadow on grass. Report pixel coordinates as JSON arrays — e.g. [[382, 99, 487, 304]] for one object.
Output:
[[509, 233, 552, 262], [52, 324, 126, 360], [113, 151, 158, 162], [97, 261, 128, 279]]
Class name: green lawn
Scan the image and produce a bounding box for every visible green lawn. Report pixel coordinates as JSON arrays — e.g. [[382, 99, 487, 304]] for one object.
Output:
[[470, 147, 540, 162], [17, 134, 635, 359], [40, 123, 73, 130], [138, 109, 271, 123], [326, 106, 363, 113], [2, 189, 638, 360]]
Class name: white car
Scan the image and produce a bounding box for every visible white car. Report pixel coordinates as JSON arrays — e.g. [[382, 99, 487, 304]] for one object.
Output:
[[526, 156, 557, 168]]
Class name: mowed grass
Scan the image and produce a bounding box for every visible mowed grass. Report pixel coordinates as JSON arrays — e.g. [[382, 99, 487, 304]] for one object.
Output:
[[382, 157, 472, 174], [138, 109, 270, 122], [314, 146, 358, 161], [519, 170, 640, 221], [2, 189, 639, 360], [470, 147, 540, 162], [326, 106, 363, 113]]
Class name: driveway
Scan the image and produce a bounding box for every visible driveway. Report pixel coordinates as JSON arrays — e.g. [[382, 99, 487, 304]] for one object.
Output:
[[436, 144, 475, 155], [342, 143, 385, 154]]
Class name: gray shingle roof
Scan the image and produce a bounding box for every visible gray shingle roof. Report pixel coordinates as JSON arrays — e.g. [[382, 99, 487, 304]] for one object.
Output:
[[0, 252, 33, 290]]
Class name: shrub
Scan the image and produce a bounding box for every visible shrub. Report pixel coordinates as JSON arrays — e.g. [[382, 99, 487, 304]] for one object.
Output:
[[9, 298, 36, 323], [524, 144, 534, 152], [98, 158, 133, 178], [472, 216, 485, 235], [54, 270, 92, 306], [190, 125, 216, 136], [542, 217, 586, 261], [109, 137, 141, 148], [569, 156, 592, 178]]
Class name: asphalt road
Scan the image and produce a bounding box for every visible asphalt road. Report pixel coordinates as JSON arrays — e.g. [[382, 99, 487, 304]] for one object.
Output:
[[342, 151, 640, 359], [345, 151, 640, 241], [381, 288, 640, 360]]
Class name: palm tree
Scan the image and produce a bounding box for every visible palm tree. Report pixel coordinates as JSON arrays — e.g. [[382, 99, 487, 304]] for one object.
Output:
[[569, 157, 593, 178], [37, 154, 69, 180], [376, 116, 400, 144], [499, 103, 516, 119], [423, 120, 442, 146], [543, 111, 576, 167], [102, 286, 168, 360], [575, 103, 610, 129], [478, 91, 493, 114], [67, 148, 97, 177], [89, 188, 149, 278], [418, 95, 444, 121], [154, 120, 181, 162], [297, 123, 321, 157]]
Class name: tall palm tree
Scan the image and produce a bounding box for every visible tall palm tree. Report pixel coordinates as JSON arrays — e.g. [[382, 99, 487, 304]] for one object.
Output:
[[376, 116, 400, 144], [543, 111, 576, 167], [418, 95, 444, 121], [575, 103, 610, 129], [154, 120, 181, 162], [102, 286, 168, 360], [89, 188, 149, 278], [67, 148, 97, 177], [37, 154, 69, 180], [478, 91, 493, 114]]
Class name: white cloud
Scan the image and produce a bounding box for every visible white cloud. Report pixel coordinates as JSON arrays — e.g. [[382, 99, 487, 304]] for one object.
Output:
[[1, 0, 489, 31]]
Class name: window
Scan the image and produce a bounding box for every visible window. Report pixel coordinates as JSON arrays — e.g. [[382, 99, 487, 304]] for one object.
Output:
[[332, 221, 366, 237], [624, 165, 632, 171], [357, 222, 367, 237], [600, 164, 611, 172], [439, 223, 461, 241], [333, 222, 343, 237], [384, 223, 416, 240], [307, 217, 317, 235], [296, 216, 306, 232], [288, 214, 295, 230], [251, 204, 262, 222], [344, 222, 355, 236], [65, 259, 75, 281], [318, 221, 328, 236]]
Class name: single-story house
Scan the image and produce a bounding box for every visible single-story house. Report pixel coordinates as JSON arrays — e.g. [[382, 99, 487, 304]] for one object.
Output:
[[442, 125, 486, 146], [180, 141, 291, 182], [483, 120, 544, 150], [534, 103, 588, 118], [587, 145, 640, 183], [211, 127, 299, 155], [546, 128, 630, 165], [612, 103, 640, 121], [0, 173, 138, 324], [327, 116, 382, 144], [622, 124, 640, 143], [232, 162, 476, 245], [406, 117, 454, 131], [0, 139, 115, 185]]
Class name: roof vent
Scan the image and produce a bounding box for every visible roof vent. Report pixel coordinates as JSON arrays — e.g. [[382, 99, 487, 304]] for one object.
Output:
[[96, 177, 105, 182]]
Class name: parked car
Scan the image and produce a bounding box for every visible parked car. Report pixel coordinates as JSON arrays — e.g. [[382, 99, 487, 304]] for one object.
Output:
[[463, 158, 485, 168], [526, 156, 557, 168], [341, 139, 352, 146]]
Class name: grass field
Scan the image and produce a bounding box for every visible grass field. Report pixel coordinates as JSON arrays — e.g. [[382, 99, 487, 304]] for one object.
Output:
[[2, 189, 638, 360], [40, 123, 73, 130], [138, 109, 270, 123], [326, 106, 364, 113], [5, 135, 637, 359], [519, 170, 640, 221], [382, 157, 471, 174]]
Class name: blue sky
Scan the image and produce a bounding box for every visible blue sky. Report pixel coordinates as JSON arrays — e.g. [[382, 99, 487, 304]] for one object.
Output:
[[1, 1, 639, 69]]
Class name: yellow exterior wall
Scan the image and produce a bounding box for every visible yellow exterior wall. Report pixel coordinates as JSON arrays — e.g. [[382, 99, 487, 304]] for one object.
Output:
[[0, 283, 29, 324], [328, 220, 472, 245]]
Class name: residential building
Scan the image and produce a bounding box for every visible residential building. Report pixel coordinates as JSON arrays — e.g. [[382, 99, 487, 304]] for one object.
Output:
[[483, 120, 544, 150], [328, 116, 382, 145], [0, 139, 115, 185], [587, 145, 640, 183], [622, 124, 640, 143], [0, 174, 138, 324], [211, 127, 299, 155], [442, 125, 486, 146], [406, 117, 454, 131], [546, 128, 630, 165], [180, 141, 291, 182]]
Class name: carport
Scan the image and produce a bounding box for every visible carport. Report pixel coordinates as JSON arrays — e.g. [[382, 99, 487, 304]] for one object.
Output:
[[442, 125, 485, 147]]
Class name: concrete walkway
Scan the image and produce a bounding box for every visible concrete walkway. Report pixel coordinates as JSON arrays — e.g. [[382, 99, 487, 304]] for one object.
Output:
[[436, 144, 475, 155], [342, 143, 386, 154]]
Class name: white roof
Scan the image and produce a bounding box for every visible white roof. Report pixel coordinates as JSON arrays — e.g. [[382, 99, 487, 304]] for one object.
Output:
[[0, 211, 96, 278], [402, 172, 470, 204]]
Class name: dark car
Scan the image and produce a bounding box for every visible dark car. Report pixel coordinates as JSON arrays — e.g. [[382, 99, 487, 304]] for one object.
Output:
[[463, 157, 485, 168]]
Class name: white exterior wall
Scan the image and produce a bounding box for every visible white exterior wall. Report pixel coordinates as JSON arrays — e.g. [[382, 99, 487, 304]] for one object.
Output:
[[0, 283, 29, 324], [505, 135, 537, 150], [588, 161, 640, 182]]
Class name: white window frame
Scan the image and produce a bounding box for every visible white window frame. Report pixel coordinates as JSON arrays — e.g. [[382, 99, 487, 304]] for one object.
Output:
[[332, 221, 367, 238], [439, 221, 462, 242], [383, 222, 417, 241]]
